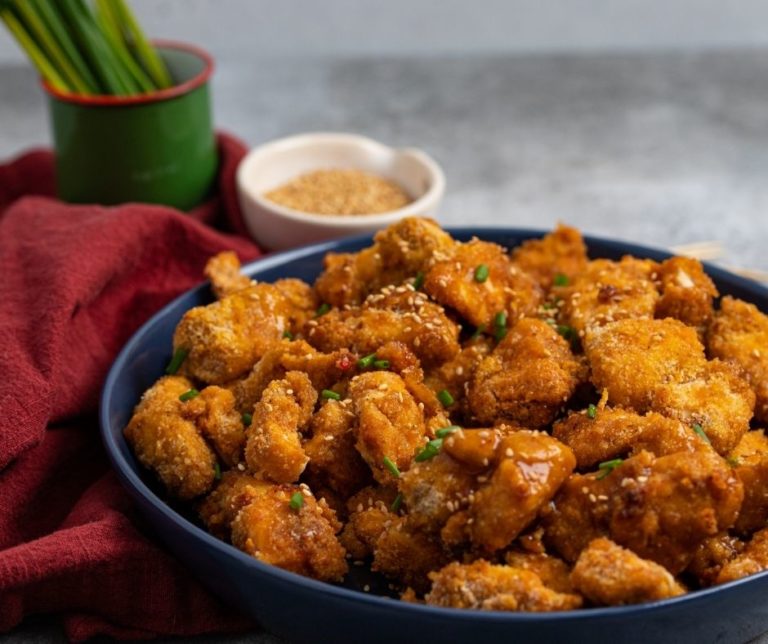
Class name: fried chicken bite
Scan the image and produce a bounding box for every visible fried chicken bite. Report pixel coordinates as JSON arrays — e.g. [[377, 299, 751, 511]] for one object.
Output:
[[338, 486, 398, 559], [181, 385, 245, 467], [124, 375, 217, 500], [557, 257, 659, 335], [503, 551, 575, 594], [425, 560, 582, 611], [204, 251, 253, 299], [708, 296, 768, 423], [571, 538, 684, 605], [728, 430, 768, 534], [655, 256, 717, 334], [198, 470, 269, 539], [423, 238, 543, 329], [244, 371, 317, 483], [510, 224, 589, 290], [717, 527, 768, 584], [349, 371, 426, 483], [469, 318, 583, 427], [231, 483, 348, 582], [686, 533, 743, 586]]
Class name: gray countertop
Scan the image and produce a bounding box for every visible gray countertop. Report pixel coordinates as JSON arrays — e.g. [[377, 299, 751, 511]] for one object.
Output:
[[2, 48, 768, 642]]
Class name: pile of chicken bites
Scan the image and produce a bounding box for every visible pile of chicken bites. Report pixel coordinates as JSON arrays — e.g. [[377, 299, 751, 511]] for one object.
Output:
[[125, 217, 768, 611]]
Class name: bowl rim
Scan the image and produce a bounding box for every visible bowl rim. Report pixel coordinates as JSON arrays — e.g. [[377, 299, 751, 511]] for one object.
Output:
[[236, 131, 446, 226], [100, 226, 768, 624]]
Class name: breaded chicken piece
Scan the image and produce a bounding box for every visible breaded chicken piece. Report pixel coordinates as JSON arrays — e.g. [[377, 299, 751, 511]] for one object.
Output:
[[510, 225, 589, 290], [230, 339, 355, 413], [349, 372, 426, 483], [198, 471, 269, 539], [469, 318, 583, 427], [544, 450, 743, 573], [173, 281, 314, 384], [307, 287, 460, 368], [442, 427, 503, 470], [204, 251, 253, 299], [304, 399, 370, 498], [314, 217, 456, 307], [655, 256, 717, 333], [425, 560, 582, 611], [468, 431, 576, 552], [717, 527, 768, 584], [373, 341, 442, 418], [729, 430, 768, 534], [585, 318, 706, 412], [503, 551, 575, 594], [231, 483, 348, 582], [124, 375, 217, 500], [708, 296, 768, 423], [571, 538, 684, 605], [552, 407, 700, 469], [338, 486, 398, 559], [557, 257, 659, 335], [244, 371, 317, 483], [182, 385, 245, 467], [686, 533, 743, 586], [424, 238, 543, 329]]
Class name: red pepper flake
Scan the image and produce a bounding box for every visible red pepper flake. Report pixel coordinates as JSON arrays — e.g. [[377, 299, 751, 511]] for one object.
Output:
[[337, 354, 354, 371]]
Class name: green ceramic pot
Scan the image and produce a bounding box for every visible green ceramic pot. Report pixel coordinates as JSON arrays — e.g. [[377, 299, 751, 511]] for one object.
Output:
[[44, 41, 217, 211]]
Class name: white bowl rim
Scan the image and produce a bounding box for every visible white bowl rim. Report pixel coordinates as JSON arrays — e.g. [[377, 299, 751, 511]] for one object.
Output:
[[236, 131, 446, 226]]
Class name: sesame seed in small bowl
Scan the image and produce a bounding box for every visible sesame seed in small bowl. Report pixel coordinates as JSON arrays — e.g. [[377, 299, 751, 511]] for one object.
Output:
[[236, 132, 445, 250]]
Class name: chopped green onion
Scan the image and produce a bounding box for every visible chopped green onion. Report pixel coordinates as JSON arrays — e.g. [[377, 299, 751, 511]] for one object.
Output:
[[436, 425, 461, 439], [474, 264, 489, 283], [282, 330, 294, 340], [357, 353, 377, 369], [165, 347, 189, 375], [390, 493, 403, 513], [322, 389, 341, 401], [383, 456, 401, 478], [415, 438, 443, 462], [470, 324, 486, 340], [437, 389, 455, 407], [727, 456, 740, 468], [214, 462, 221, 480], [316, 303, 331, 317], [556, 325, 576, 341], [373, 359, 390, 370], [289, 492, 304, 511], [242, 412, 253, 427], [587, 404, 597, 419], [179, 388, 200, 402], [693, 424, 711, 445], [413, 272, 425, 291], [493, 311, 508, 342], [596, 457, 623, 480], [553, 273, 569, 287]]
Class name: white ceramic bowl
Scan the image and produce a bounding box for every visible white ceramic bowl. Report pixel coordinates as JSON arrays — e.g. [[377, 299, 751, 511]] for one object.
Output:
[[236, 132, 445, 250]]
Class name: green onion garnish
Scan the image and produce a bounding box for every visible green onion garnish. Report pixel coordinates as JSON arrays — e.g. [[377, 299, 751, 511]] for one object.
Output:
[[316, 303, 331, 317], [596, 458, 623, 480], [415, 438, 443, 462], [727, 456, 740, 468], [493, 311, 508, 342], [587, 404, 597, 419], [437, 389, 455, 407], [553, 273, 569, 287], [435, 425, 461, 439], [413, 272, 425, 291], [322, 389, 341, 401], [693, 424, 711, 444], [179, 389, 200, 402], [390, 493, 403, 513], [165, 347, 189, 375], [470, 324, 486, 340], [474, 264, 489, 283], [214, 462, 221, 480], [289, 492, 304, 511], [242, 412, 253, 426], [556, 325, 575, 341], [282, 330, 294, 340], [383, 456, 401, 478], [357, 353, 377, 369], [373, 359, 390, 370]]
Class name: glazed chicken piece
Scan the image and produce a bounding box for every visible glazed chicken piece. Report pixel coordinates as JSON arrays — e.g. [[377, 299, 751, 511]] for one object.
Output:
[[686, 533, 743, 586], [553, 407, 701, 469], [230, 482, 348, 582], [244, 371, 317, 483], [198, 470, 269, 539], [544, 449, 743, 574], [509, 224, 589, 290], [425, 560, 582, 611], [338, 486, 398, 559], [173, 280, 316, 385], [503, 551, 576, 594], [314, 217, 456, 307], [708, 296, 768, 423], [728, 430, 768, 534], [181, 385, 246, 467], [423, 238, 543, 329], [306, 286, 461, 368], [655, 256, 717, 334], [469, 318, 583, 427], [570, 538, 684, 605], [124, 375, 217, 499], [373, 341, 443, 418], [717, 527, 768, 584], [204, 251, 253, 299], [557, 257, 659, 336], [349, 371, 426, 483]]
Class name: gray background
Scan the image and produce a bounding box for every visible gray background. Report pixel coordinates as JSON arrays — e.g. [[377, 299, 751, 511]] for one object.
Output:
[[2, 2, 768, 642]]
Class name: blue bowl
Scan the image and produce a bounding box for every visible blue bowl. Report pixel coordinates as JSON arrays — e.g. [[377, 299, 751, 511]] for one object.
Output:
[[100, 229, 768, 644]]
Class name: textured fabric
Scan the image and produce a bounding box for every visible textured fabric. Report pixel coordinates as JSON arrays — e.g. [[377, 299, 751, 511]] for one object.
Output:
[[0, 134, 259, 640]]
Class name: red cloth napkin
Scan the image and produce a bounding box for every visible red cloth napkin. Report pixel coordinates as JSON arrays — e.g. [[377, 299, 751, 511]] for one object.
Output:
[[0, 133, 261, 640]]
